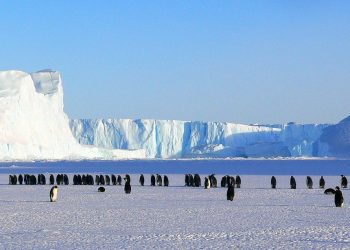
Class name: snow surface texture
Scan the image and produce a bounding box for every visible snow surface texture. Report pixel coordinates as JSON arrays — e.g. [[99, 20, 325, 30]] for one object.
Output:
[[70, 119, 329, 158], [0, 70, 145, 160], [0, 174, 349, 249]]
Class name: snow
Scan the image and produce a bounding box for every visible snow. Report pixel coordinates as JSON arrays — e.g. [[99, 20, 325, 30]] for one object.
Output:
[[70, 119, 329, 158], [0, 174, 349, 249], [0, 70, 145, 160]]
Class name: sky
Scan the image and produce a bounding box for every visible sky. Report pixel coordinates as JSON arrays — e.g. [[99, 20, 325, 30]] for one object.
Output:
[[0, 1, 349, 124]]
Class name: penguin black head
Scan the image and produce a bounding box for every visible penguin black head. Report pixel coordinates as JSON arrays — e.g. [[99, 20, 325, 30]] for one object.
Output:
[[336, 186, 340, 190]]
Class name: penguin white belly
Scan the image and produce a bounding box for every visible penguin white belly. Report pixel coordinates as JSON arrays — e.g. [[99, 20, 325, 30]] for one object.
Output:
[[51, 188, 58, 202]]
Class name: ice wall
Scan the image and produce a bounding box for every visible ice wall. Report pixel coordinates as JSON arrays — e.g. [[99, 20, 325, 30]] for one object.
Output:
[[0, 70, 145, 160], [70, 119, 329, 158]]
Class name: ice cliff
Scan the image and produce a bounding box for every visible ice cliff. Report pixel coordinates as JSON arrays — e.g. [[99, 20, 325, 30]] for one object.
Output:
[[70, 119, 330, 158], [0, 70, 145, 160]]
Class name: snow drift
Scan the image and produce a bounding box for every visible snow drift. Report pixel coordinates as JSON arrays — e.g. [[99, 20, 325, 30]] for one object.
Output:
[[0, 70, 145, 160]]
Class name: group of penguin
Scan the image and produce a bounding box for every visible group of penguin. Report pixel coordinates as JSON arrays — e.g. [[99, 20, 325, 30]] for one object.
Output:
[[270, 175, 347, 207], [49, 174, 168, 202], [9, 173, 348, 207]]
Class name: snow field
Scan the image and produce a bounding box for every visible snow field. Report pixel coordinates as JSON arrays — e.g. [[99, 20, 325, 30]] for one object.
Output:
[[0, 174, 349, 249]]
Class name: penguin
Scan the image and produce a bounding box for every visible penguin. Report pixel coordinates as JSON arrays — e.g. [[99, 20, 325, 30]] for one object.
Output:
[[38, 174, 42, 185], [88, 175, 94, 185], [290, 176, 296, 189], [30, 175, 37, 185], [125, 174, 131, 183], [271, 176, 277, 189], [82, 175, 87, 185], [99, 175, 105, 185], [227, 183, 235, 201], [210, 174, 217, 188], [221, 176, 227, 188], [77, 175, 82, 185], [111, 174, 117, 185], [50, 186, 58, 202], [73, 175, 78, 185], [117, 175, 122, 185], [63, 174, 69, 185], [151, 174, 156, 186], [139, 174, 145, 186], [306, 176, 313, 189], [105, 175, 111, 185], [42, 174, 46, 185], [319, 176, 325, 189], [185, 174, 190, 186], [124, 178, 131, 194], [204, 177, 211, 189], [56, 174, 61, 185], [341, 175, 348, 188], [189, 174, 194, 187], [164, 175, 169, 187], [156, 174, 162, 186], [236, 175, 241, 188], [18, 174, 23, 185], [335, 186, 344, 207], [324, 188, 335, 195], [194, 174, 201, 187], [49, 174, 55, 185], [8, 175, 13, 185], [98, 187, 105, 192], [94, 175, 99, 185], [229, 176, 235, 187]]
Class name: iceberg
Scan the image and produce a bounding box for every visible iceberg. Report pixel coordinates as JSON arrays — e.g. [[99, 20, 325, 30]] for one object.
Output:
[[0, 70, 145, 160], [70, 119, 329, 158]]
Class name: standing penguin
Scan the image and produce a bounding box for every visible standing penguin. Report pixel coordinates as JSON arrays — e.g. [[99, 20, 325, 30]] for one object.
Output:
[[164, 175, 169, 187], [18, 174, 23, 185], [111, 174, 117, 185], [335, 186, 344, 207], [117, 175, 122, 185], [49, 174, 55, 185], [236, 175, 241, 188], [271, 176, 277, 189], [341, 175, 348, 188], [50, 186, 58, 202], [124, 178, 131, 194], [204, 177, 211, 189], [227, 183, 235, 201], [290, 176, 296, 189], [319, 176, 325, 189], [194, 174, 201, 187], [151, 175, 156, 186], [221, 176, 227, 187], [139, 174, 145, 186], [306, 176, 313, 189]]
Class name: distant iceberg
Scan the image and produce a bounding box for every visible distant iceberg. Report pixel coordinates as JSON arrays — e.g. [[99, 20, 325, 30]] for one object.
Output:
[[70, 119, 329, 158]]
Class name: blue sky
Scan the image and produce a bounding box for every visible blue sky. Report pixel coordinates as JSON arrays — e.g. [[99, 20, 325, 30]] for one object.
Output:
[[1, 1, 349, 124]]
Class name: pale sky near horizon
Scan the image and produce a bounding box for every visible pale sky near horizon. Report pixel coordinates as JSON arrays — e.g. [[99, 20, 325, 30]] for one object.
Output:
[[1, 1, 349, 124]]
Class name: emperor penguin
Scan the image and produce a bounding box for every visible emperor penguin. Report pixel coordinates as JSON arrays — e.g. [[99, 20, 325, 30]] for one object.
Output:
[[271, 176, 277, 189], [139, 174, 145, 186], [164, 175, 169, 187], [319, 176, 325, 189], [341, 175, 348, 188], [50, 186, 58, 202], [335, 186, 344, 207], [290, 176, 296, 189], [204, 177, 211, 189], [236, 175, 241, 188], [306, 176, 313, 189], [124, 178, 131, 194], [227, 183, 235, 201]]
